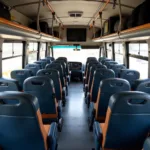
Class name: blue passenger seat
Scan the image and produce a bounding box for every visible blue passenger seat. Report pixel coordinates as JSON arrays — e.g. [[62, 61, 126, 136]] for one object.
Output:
[[11, 69, 32, 91], [34, 60, 46, 69], [0, 91, 58, 150], [94, 91, 150, 150], [37, 69, 66, 106], [89, 78, 130, 131], [119, 69, 140, 88], [25, 63, 41, 76], [111, 64, 126, 77], [23, 76, 63, 131]]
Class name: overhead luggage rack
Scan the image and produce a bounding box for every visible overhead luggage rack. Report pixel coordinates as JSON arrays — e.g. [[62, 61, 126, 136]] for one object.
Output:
[[93, 23, 150, 42], [0, 17, 61, 42]]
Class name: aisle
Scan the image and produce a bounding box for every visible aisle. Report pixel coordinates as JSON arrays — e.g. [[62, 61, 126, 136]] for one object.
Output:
[[58, 83, 95, 150]]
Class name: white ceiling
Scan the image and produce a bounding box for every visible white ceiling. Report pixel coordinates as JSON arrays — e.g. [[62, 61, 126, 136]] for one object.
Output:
[[3, 0, 145, 27]]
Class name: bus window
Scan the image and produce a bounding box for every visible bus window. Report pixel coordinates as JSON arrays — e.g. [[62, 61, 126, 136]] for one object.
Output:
[[106, 43, 112, 59], [2, 42, 23, 78], [28, 42, 38, 63], [40, 43, 46, 59], [129, 43, 148, 79], [114, 43, 123, 64], [53, 45, 99, 64]]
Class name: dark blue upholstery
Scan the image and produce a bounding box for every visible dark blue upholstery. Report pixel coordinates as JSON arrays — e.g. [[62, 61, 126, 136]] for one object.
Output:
[[88, 64, 107, 92], [105, 61, 118, 69], [56, 58, 69, 76], [119, 69, 140, 88], [23, 76, 59, 123], [98, 57, 106, 62], [101, 59, 112, 64], [34, 61, 46, 69], [87, 57, 97, 62], [86, 62, 99, 85], [111, 64, 126, 77], [0, 91, 57, 150], [103, 91, 150, 149], [132, 79, 150, 91], [46, 63, 65, 87], [136, 80, 150, 94], [11, 69, 32, 91], [40, 58, 51, 64], [144, 138, 150, 150], [91, 69, 115, 102], [46, 56, 55, 61], [37, 69, 62, 101], [54, 60, 67, 77], [25, 63, 41, 76], [0, 78, 19, 91], [96, 78, 130, 121]]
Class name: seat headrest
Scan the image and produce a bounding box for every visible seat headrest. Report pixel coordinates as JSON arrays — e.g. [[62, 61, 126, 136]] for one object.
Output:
[[37, 69, 60, 78], [100, 78, 130, 92], [25, 63, 40, 69], [136, 80, 150, 93], [24, 76, 54, 90], [46, 56, 55, 61], [120, 69, 140, 78], [11, 69, 32, 77], [111, 64, 126, 70], [109, 91, 150, 114], [34, 61, 46, 68], [0, 91, 39, 116], [40, 58, 51, 64], [132, 79, 150, 90], [0, 79, 19, 91], [46, 63, 63, 70], [101, 59, 112, 64], [104, 61, 118, 66], [94, 69, 115, 78], [91, 64, 107, 71]]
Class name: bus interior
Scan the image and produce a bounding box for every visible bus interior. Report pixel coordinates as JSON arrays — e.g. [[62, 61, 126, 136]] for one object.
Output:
[[0, 0, 150, 150]]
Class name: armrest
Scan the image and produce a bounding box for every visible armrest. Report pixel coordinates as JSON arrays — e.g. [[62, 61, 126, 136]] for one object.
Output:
[[86, 92, 91, 107], [57, 101, 62, 119], [47, 122, 58, 149]]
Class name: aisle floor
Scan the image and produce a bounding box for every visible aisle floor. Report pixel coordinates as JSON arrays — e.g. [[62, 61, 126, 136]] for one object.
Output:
[[58, 83, 95, 150]]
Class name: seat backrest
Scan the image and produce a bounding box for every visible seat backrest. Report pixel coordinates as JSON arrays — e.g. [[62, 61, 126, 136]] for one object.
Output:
[[24, 76, 57, 115], [85, 60, 98, 77], [54, 60, 67, 77], [88, 64, 107, 91], [98, 57, 106, 62], [86, 62, 99, 84], [34, 61, 46, 69], [40, 58, 51, 64], [143, 137, 150, 150], [136, 80, 150, 94], [119, 69, 140, 87], [11, 69, 32, 91], [56, 58, 69, 75], [101, 58, 112, 64], [111, 64, 126, 77], [96, 78, 130, 122], [91, 69, 115, 102], [103, 91, 150, 149], [86, 57, 97, 62], [46, 56, 55, 61], [132, 79, 150, 91], [0, 78, 19, 91], [105, 61, 118, 69], [0, 91, 47, 150], [46, 63, 65, 87], [25, 63, 41, 76], [57, 57, 67, 62], [37, 69, 62, 100]]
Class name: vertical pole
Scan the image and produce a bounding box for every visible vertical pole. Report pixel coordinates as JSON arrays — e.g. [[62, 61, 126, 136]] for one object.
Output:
[[112, 42, 115, 60], [99, 47, 101, 58], [123, 42, 129, 68], [104, 42, 107, 57], [146, 39, 150, 78], [45, 42, 48, 57], [22, 41, 29, 67], [37, 42, 41, 60], [0, 39, 4, 77]]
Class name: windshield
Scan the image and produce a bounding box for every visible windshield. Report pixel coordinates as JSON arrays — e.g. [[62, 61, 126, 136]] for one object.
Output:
[[53, 45, 99, 64]]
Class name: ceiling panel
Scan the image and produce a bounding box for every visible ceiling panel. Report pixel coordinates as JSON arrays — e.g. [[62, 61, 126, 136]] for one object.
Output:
[[2, 0, 146, 27]]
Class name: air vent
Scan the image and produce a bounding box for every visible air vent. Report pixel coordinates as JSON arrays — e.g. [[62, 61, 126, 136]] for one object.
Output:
[[68, 11, 83, 18]]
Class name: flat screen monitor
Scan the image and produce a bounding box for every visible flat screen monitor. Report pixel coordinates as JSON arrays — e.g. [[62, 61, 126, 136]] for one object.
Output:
[[67, 28, 86, 42]]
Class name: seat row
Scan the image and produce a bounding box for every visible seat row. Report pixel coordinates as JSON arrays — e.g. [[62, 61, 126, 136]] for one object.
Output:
[[0, 56, 70, 150], [84, 57, 150, 150]]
